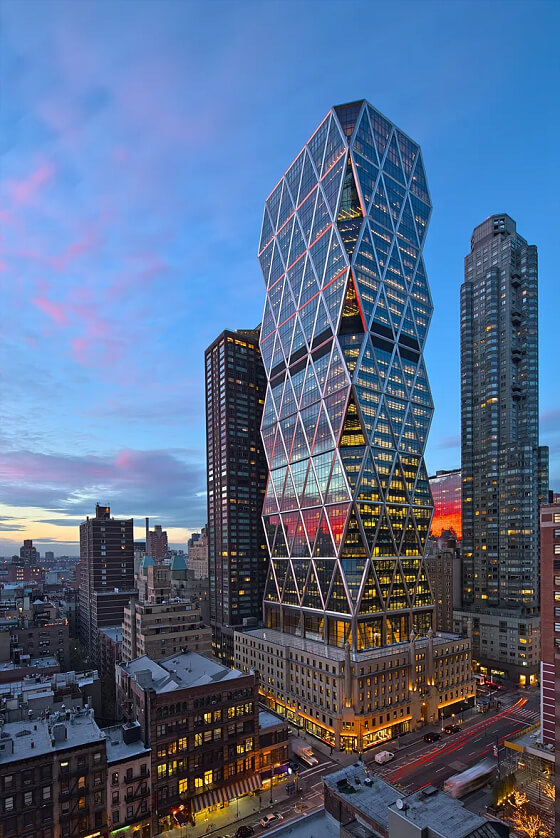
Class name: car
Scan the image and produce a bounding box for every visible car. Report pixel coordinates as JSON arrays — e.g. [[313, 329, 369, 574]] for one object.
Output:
[[260, 813, 283, 828], [423, 732, 441, 742], [235, 827, 255, 838], [374, 750, 395, 764], [444, 724, 461, 735]]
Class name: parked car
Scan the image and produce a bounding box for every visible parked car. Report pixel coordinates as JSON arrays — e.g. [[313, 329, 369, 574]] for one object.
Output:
[[374, 750, 395, 764], [260, 813, 284, 828], [423, 732, 441, 743], [235, 827, 255, 838], [444, 724, 461, 735]]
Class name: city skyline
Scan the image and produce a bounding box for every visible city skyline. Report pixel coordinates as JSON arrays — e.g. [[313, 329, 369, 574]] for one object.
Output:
[[1, 0, 559, 556]]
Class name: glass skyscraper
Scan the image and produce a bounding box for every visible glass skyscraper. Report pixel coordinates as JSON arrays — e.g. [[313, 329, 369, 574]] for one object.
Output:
[[258, 100, 435, 652], [235, 101, 474, 751], [455, 214, 548, 683]]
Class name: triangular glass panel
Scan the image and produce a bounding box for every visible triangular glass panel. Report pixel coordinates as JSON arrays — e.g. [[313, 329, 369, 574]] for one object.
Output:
[[334, 101, 362, 138], [282, 561, 299, 605], [266, 180, 283, 231], [396, 131, 418, 183], [312, 345, 333, 395], [387, 563, 410, 611], [290, 414, 310, 463], [299, 150, 318, 207], [314, 513, 335, 558], [370, 177, 392, 231], [371, 449, 392, 497], [323, 269, 348, 330], [367, 105, 392, 159], [259, 205, 274, 253], [338, 333, 362, 376], [337, 155, 363, 221], [290, 459, 307, 505], [385, 397, 407, 441], [386, 459, 407, 506], [327, 563, 350, 614], [314, 559, 335, 601], [399, 413, 421, 455], [278, 276, 296, 324], [300, 402, 320, 453], [301, 509, 320, 550], [270, 467, 286, 511], [302, 459, 322, 507], [261, 423, 276, 467], [371, 340, 393, 387], [354, 386, 379, 437], [299, 297, 320, 348], [339, 445, 366, 491], [312, 297, 332, 345], [264, 565, 280, 603], [322, 232, 346, 288], [397, 196, 419, 252], [352, 151, 379, 210], [288, 215, 306, 268], [281, 511, 299, 551], [411, 405, 432, 447], [272, 523, 288, 557], [352, 107, 377, 164], [303, 562, 324, 610], [280, 464, 297, 510], [258, 239, 274, 286], [410, 157, 430, 204], [310, 228, 332, 288], [312, 451, 334, 501], [401, 454, 420, 497], [310, 190, 331, 245], [374, 558, 396, 601], [323, 113, 347, 176], [268, 273, 284, 321], [410, 193, 430, 244], [268, 241, 285, 287], [369, 221, 392, 272], [340, 506, 367, 557], [292, 558, 309, 598], [324, 454, 350, 505], [339, 392, 366, 446], [298, 258, 319, 308], [354, 336, 379, 389], [337, 218, 362, 257], [277, 182, 294, 232], [400, 556, 418, 589], [312, 402, 336, 456], [338, 274, 365, 335], [271, 559, 288, 595], [263, 513, 280, 554], [275, 316, 295, 365], [297, 187, 318, 245], [358, 562, 383, 613], [383, 132, 405, 185], [341, 556, 367, 604], [353, 249, 380, 325], [308, 115, 330, 176], [401, 518, 420, 557], [412, 506, 432, 552], [324, 343, 351, 396], [357, 501, 382, 549], [324, 389, 348, 442], [279, 374, 297, 420], [322, 155, 346, 218], [371, 288, 392, 333], [371, 405, 394, 451], [285, 151, 304, 206], [300, 361, 322, 408], [356, 450, 382, 503], [412, 562, 434, 606], [325, 502, 350, 552], [385, 355, 407, 400], [399, 302, 418, 341], [384, 176, 406, 228], [386, 504, 407, 550]]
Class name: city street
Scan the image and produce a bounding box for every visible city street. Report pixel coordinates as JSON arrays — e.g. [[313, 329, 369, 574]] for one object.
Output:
[[369, 690, 540, 794]]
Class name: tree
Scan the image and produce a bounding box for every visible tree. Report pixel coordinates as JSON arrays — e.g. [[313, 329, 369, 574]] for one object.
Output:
[[542, 782, 555, 802], [509, 809, 551, 838], [509, 790, 528, 807]]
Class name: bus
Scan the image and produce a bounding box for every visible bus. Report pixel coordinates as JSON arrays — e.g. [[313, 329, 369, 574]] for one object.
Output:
[[444, 761, 495, 798], [293, 743, 318, 767]]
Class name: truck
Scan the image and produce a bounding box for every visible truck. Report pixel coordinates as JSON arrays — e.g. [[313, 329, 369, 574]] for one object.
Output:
[[374, 750, 395, 765], [444, 761, 495, 798]]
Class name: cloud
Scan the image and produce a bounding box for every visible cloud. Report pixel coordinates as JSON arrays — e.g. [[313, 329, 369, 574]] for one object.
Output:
[[0, 448, 206, 529], [7, 162, 55, 206]]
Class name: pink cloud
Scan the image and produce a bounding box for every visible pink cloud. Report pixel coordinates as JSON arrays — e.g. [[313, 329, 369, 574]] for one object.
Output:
[[50, 230, 102, 272], [8, 162, 55, 206], [31, 296, 68, 327]]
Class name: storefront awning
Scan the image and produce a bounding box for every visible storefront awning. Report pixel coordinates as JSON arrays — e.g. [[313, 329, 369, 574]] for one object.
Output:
[[192, 774, 262, 814]]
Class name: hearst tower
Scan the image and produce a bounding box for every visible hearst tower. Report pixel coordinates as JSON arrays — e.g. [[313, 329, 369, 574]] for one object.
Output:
[[234, 101, 474, 750]]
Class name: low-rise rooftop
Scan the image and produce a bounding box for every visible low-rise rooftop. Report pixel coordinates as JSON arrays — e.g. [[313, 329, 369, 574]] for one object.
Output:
[[259, 709, 286, 730], [324, 763, 398, 831], [104, 722, 150, 764], [388, 784, 501, 838], [99, 626, 122, 643], [120, 651, 245, 693], [0, 709, 105, 764]]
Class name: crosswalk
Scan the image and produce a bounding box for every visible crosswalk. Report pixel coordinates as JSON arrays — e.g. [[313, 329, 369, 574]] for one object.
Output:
[[505, 705, 539, 726]]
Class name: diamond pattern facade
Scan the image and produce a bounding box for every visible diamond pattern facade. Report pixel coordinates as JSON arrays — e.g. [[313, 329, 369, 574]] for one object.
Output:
[[258, 101, 435, 652]]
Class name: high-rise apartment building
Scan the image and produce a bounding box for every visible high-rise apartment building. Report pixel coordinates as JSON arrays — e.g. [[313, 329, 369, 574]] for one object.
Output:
[[205, 328, 268, 665], [429, 468, 461, 540], [454, 215, 548, 684], [19, 539, 38, 564], [425, 533, 461, 633], [146, 523, 168, 563], [539, 502, 560, 746], [79, 505, 136, 662], [235, 100, 474, 749], [188, 525, 208, 579]]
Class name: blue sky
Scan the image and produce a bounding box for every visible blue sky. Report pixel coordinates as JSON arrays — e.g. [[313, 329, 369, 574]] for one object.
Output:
[[0, 0, 558, 555]]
